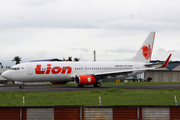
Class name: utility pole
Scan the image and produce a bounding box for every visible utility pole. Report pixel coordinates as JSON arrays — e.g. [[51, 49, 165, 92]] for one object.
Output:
[[94, 50, 96, 62]]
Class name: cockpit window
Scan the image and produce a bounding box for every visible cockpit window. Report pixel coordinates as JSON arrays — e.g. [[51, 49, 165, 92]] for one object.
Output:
[[10, 67, 20, 70]]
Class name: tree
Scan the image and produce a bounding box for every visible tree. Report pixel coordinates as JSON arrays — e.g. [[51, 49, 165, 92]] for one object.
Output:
[[12, 56, 21, 65], [63, 56, 72, 61], [0, 62, 3, 68], [147, 77, 152, 82], [68, 56, 72, 61], [74, 57, 80, 61], [63, 56, 80, 61]]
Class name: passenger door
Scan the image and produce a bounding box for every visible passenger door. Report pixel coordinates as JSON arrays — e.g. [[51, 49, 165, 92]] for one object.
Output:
[[27, 64, 33, 75]]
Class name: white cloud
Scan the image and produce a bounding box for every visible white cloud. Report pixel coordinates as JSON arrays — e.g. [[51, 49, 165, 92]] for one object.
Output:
[[0, 0, 180, 30], [0, 0, 180, 66], [69, 48, 90, 52], [106, 48, 137, 53]]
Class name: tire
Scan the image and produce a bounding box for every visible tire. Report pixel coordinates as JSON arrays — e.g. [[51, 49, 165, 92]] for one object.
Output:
[[78, 85, 84, 87], [94, 82, 101, 87], [19, 85, 24, 89]]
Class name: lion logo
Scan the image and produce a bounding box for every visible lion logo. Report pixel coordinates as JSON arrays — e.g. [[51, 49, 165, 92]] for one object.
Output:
[[141, 44, 151, 59], [87, 77, 91, 83]]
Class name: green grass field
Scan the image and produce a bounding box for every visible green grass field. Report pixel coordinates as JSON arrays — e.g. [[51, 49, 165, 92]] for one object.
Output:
[[47, 82, 180, 86], [0, 87, 180, 106], [102, 82, 180, 85]]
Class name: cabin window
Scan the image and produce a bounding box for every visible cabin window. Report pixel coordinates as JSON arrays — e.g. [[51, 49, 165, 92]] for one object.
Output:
[[10, 67, 20, 70]]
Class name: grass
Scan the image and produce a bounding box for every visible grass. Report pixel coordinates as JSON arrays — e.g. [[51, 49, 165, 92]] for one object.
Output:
[[45, 82, 180, 86], [0, 88, 180, 106], [101, 82, 180, 86]]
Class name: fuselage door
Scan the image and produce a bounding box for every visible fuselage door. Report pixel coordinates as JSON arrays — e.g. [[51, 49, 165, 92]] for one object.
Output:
[[27, 64, 33, 75]]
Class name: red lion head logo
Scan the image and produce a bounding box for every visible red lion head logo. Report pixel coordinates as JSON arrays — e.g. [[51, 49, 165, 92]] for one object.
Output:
[[141, 44, 151, 59]]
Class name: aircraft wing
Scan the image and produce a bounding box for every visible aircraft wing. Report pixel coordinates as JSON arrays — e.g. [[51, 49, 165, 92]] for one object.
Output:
[[93, 67, 155, 79], [93, 54, 172, 79], [94, 69, 133, 77]]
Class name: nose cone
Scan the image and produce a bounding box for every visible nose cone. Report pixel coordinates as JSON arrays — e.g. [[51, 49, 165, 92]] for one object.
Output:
[[1, 71, 11, 80]]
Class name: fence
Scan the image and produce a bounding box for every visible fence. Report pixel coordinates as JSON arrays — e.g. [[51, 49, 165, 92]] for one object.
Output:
[[0, 105, 180, 120]]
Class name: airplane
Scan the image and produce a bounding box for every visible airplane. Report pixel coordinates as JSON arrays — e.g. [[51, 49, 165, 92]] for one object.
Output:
[[1, 32, 172, 89]]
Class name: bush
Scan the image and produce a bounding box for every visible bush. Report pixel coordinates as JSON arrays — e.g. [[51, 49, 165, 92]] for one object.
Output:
[[147, 77, 152, 82]]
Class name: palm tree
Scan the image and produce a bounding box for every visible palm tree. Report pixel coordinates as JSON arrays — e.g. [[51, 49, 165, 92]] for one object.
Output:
[[0, 62, 2, 68], [12, 56, 21, 65], [63, 56, 80, 61], [68, 56, 72, 61], [74, 57, 80, 61]]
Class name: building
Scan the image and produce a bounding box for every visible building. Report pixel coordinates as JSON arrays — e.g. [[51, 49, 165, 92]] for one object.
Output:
[[145, 61, 180, 82]]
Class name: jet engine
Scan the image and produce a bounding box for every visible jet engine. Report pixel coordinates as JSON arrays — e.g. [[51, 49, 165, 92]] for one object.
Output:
[[75, 75, 96, 85]]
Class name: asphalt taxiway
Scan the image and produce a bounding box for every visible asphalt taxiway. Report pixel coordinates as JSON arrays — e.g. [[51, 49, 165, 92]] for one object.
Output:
[[0, 84, 180, 92]]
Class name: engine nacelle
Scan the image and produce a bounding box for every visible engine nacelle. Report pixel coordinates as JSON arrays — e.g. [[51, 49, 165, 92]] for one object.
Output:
[[50, 81, 67, 84], [75, 75, 96, 85]]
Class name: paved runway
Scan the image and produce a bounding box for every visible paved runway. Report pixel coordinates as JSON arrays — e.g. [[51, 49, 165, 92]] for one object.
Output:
[[0, 84, 180, 92]]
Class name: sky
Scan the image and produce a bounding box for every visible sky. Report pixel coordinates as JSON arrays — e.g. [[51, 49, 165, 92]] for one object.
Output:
[[1, 0, 180, 67]]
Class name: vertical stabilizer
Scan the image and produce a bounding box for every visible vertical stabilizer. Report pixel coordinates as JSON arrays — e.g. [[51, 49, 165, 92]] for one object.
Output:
[[131, 32, 156, 63]]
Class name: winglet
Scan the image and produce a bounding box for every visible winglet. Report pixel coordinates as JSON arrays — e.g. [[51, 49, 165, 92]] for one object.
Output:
[[158, 54, 172, 68]]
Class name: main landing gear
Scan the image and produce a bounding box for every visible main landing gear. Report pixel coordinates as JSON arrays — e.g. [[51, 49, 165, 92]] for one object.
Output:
[[77, 82, 101, 87], [93, 82, 101, 87], [78, 85, 84, 87]]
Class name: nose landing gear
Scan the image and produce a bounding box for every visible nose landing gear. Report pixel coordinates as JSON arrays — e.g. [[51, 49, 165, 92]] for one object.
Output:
[[19, 85, 24, 89], [19, 82, 24, 89]]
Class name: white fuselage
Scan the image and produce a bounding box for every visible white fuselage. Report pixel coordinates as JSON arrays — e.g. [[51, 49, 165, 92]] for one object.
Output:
[[2, 61, 146, 82]]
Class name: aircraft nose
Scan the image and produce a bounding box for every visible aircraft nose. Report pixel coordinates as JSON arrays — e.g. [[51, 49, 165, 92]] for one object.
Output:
[[1, 71, 11, 80]]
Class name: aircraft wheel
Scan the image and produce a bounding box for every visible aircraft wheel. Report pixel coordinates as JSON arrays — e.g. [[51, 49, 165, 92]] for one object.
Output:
[[19, 85, 24, 89], [94, 82, 101, 87], [78, 85, 84, 87]]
